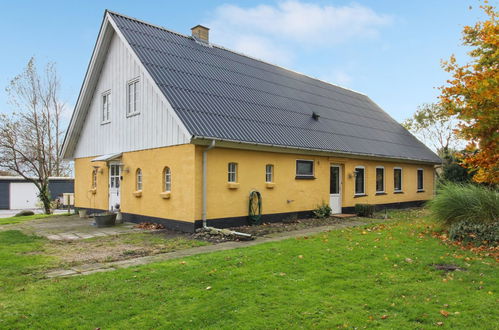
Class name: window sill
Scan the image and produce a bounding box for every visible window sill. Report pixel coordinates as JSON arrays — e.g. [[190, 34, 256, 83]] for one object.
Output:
[[265, 182, 276, 189], [354, 194, 367, 198], [133, 190, 142, 197], [160, 191, 171, 199], [227, 182, 239, 189], [394, 191, 404, 194], [295, 175, 315, 180], [90, 188, 97, 195], [375, 192, 387, 195], [126, 112, 140, 118], [417, 190, 425, 193]]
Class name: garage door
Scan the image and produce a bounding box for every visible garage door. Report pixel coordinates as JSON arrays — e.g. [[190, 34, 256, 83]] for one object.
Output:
[[10, 182, 40, 209]]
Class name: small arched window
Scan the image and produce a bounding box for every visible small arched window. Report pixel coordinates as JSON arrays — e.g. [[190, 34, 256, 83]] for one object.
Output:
[[265, 164, 274, 183], [91, 169, 97, 189], [164, 167, 171, 192], [136, 168, 143, 191], [228, 163, 238, 183]]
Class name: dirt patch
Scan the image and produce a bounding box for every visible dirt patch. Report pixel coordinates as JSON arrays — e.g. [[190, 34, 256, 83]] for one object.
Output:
[[229, 216, 360, 237], [45, 232, 207, 266]]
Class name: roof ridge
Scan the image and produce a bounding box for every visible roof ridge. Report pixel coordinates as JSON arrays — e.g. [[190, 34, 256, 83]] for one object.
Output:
[[105, 9, 367, 97]]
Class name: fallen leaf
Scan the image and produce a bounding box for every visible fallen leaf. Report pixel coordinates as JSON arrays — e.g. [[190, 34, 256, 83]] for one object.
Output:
[[405, 258, 413, 263], [298, 255, 304, 259], [206, 286, 212, 290], [180, 261, 186, 265], [381, 315, 389, 319], [436, 322, 444, 326], [440, 310, 450, 317]]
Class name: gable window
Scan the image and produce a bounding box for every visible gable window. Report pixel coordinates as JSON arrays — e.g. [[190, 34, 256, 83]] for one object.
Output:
[[376, 167, 385, 193], [354, 166, 365, 195], [296, 160, 314, 178], [228, 163, 238, 183], [417, 168, 424, 191], [136, 168, 143, 191], [265, 164, 274, 183], [163, 167, 171, 192], [91, 169, 97, 189], [394, 168, 402, 192], [127, 78, 140, 116], [101, 91, 111, 123]]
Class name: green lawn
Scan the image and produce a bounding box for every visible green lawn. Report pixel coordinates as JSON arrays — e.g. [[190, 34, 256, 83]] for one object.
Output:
[[0, 213, 62, 225], [0, 209, 497, 329]]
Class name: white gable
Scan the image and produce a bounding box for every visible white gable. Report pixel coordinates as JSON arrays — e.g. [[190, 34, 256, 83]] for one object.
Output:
[[64, 14, 191, 159]]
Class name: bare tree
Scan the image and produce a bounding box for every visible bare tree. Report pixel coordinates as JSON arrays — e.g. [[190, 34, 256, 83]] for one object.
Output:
[[402, 103, 465, 161], [0, 57, 69, 213]]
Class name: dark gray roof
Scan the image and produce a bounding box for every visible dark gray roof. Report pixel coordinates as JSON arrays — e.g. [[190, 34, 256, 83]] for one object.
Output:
[[109, 12, 441, 164]]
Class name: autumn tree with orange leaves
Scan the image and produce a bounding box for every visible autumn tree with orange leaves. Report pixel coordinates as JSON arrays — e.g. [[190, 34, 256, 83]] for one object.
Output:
[[440, 3, 498, 184]]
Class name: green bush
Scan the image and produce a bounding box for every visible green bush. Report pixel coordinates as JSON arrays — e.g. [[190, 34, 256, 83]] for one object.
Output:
[[313, 203, 332, 219], [428, 183, 499, 227], [449, 221, 499, 246], [355, 204, 375, 217]]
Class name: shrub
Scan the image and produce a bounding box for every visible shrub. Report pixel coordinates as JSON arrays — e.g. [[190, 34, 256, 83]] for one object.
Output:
[[428, 183, 499, 227], [449, 221, 499, 246], [355, 204, 375, 217], [313, 203, 332, 219]]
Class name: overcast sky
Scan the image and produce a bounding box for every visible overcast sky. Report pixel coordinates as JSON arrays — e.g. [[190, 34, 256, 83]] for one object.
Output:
[[0, 0, 487, 126]]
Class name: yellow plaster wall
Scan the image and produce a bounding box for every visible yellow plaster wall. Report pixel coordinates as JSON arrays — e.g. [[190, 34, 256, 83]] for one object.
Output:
[[75, 144, 435, 223], [74, 157, 109, 210], [120, 144, 197, 221], [74, 144, 197, 222], [194, 147, 435, 220]]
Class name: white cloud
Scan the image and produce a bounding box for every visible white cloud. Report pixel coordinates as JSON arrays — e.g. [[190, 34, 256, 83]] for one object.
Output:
[[207, 1, 392, 65]]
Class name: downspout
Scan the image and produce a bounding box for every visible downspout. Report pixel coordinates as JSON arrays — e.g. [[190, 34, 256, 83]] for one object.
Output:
[[200, 139, 251, 239], [202, 140, 216, 228]]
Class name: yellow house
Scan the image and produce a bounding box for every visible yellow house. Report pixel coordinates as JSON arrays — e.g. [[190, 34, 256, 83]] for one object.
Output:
[[62, 11, 440, 232]]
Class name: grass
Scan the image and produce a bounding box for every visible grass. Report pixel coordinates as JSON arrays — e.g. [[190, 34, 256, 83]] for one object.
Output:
[[0, 213, 63, 225], [0, 209, 497, 329]]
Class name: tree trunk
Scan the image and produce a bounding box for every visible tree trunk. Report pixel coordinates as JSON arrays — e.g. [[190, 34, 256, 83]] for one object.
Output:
[[39, 181, 52, 214]]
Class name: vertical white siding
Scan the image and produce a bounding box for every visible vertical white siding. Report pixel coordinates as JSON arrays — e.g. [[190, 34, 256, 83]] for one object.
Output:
[[73, 33, 190, 158]]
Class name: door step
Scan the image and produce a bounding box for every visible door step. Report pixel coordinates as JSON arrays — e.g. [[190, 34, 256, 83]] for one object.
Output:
[[331, 213, 357, 219]]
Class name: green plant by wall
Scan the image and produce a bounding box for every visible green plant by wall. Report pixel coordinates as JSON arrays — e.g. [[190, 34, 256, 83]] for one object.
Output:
[[355, 204, 375, 217], [449, 221, 499, 246], [313, 202, 332, 219], [428, 183, 499, 227]]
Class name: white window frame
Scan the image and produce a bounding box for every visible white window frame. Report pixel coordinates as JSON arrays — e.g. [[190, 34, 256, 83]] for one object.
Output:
[[164, 167, 171, 192], [375, 166, 385, 193], [265, 164, 274, 183], [354, 166, 366, 196], [296, 159, 314, 178], [228, 163, 238, 183], [127, 78, 140, 117], [101, 90, 111, 124], [394, 167, 403, 192], [417, 168, 424, 191], [136, 168, 143, 191]]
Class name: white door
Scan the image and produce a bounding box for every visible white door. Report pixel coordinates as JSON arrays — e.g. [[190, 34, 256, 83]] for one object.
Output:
[[109, 164, 121, 211], [10, 182, 40, 209], [329, 165, 342, 214]]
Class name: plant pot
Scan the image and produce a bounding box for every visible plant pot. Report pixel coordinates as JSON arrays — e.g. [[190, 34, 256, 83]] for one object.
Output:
[[78, 209, 87, 218], [94, 213, 117, 227]]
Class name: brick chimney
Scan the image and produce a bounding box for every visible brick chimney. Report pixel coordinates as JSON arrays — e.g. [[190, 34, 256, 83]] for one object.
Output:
[[191, 25, 209, 43]]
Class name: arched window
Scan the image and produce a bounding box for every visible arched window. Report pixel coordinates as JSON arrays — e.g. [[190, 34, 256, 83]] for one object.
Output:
[[164, 167, 171, 192], [136, 168, 143, 191], [228, 163, 238, 183], [91, 169, 97, 189], [265, 164, 274, 183]]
